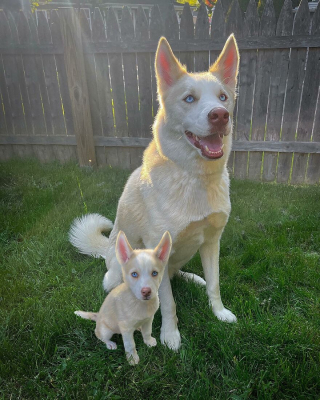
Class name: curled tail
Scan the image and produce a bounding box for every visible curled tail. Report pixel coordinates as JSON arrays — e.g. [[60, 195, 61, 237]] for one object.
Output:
[[69, 213, 113, 259], [74, 310, 98, 322]]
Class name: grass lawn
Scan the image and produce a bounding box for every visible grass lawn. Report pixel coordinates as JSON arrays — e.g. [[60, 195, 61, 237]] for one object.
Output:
[[0, 159, 319, 400]]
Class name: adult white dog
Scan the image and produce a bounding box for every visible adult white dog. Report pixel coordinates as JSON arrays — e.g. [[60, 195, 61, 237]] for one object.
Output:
[[70, 34, 240, 350]]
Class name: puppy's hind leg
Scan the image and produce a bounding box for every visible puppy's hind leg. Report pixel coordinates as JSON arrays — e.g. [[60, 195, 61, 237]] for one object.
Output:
[[95, 322, 117, 350]]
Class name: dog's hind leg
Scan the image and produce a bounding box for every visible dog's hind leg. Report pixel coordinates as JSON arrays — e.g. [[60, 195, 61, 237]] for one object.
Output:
[[103, 257, 123, 292], [95, 323, 117, 350], [178, 271, 206, 286]]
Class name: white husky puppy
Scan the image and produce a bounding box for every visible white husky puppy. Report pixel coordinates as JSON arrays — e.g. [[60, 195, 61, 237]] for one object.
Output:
[[70, 34, 240, 351], [75, 230, 171, 365]]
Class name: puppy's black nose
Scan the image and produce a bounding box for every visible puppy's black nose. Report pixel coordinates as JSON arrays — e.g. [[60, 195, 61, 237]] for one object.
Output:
[[208, 107, 229, 126], [141, 287, 151, 297]]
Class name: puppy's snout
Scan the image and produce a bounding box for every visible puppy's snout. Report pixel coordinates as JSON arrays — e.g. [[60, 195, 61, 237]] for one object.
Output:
[[208, 108, 229, 126], [141, 287, 151, 297]]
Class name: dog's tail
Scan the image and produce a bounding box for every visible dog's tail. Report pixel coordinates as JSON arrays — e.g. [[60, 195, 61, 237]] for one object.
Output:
[[69, 213, 113, 259], [74, 310, 98, 321]]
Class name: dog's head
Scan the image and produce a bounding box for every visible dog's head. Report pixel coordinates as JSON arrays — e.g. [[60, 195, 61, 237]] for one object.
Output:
[[115, 231, 172, 301], [154, 35, 239, 163]]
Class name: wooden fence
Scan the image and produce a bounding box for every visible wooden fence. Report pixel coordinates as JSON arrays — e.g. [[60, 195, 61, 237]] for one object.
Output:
[[0, 0, 320, 183]]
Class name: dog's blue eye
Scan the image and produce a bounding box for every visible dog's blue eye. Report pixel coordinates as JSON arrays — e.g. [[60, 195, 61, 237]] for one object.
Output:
[[219, 93, 227, 101], [152, 271, 158, 276], [131, 272, 138, 278], [185, 95, 195, 103]]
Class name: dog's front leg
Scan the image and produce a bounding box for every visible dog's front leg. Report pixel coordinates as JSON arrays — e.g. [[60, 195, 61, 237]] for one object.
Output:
[[141, 317, 157, 347], [121, 328, 140, 365], [200, 231, 237, 323], [159, 265, 181, 350]]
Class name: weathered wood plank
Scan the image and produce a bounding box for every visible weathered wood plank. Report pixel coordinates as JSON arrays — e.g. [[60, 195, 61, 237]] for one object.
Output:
[[306, 2, 320, 183], [195, 3, 209, 72], [136, 6, 153, 137], [17, 11, 46, 137], [37, 11, 65, 136], [277, 0, 310, 183], [179, 3, 194, 72], [227, 0, 248, 180], [50, 10, 73, 135], [210, 0, 225, 65], [2, 35, 320, 54], [107, 7, 127, 137], [59, 8, 96, 167], [92, 7, 114, 138], [150, 6, 163, 118], [80, 8, 102, 137], [292, 1, 319, 184], [1, 135, 319, 153], [121, 7, 141, 139], [263, 0, 293, 182], [249, 0, 276, 181]]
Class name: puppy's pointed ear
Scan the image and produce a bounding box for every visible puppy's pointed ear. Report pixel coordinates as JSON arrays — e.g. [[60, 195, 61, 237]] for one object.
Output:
[[154, 231, 172, 266], [155, 37, 186, 96], [116, 231, 133, 265], [209, 34, 239, 91]]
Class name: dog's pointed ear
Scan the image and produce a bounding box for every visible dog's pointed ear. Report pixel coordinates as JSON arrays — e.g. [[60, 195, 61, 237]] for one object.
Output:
[[116, 231, 134, 264], [155, 37, 186, 96], [209, 34, 239, 91], [154, 231, 172, 265]]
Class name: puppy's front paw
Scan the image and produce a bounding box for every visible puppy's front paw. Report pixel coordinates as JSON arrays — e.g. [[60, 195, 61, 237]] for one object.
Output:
[[160, 328, 181, 351], [126, 352, 140, 365], [144, 337, 157, 347], [214, 307, 237, 323]]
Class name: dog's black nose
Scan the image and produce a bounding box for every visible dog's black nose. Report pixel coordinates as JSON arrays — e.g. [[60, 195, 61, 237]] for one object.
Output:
[[141, 287, 151, 297], [208, 108, 229, 126]]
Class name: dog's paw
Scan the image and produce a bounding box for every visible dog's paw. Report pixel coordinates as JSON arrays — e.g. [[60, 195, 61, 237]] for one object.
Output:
[[214, 308, 237, 323], [160, 328, 181, 351], [106, 340, 117, 350], [144, 337, 157, 347], [126, 352, 140, 365]]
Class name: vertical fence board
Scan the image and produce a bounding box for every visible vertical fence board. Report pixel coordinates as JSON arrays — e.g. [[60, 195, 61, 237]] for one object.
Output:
[[249, 0, 276, 181], [59, 8, 96, 167], [292, 3, 319, 184], [180, 3, 194, 72], [0, 11, 14, 136], [136, 6, 153, 138], [277, 0, 310, 183], [306, 3, 320, 183], [50, 10, 73, 136], [38, 11, 65, 136], [17, 11, 46, 137], [210, 0, 225, 64], [80, 9, 102, 137], [150, 6, 163, 118], [263, 0, 293, 181], [195, 3, 209, 72]]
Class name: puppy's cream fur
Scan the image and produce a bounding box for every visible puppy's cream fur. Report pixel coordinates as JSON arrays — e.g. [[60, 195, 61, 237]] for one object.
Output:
[[70, 35, 240, 350], [75, 231, 171, 365]]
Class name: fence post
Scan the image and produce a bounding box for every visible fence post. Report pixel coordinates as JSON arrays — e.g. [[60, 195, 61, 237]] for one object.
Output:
[[59, 8, 96, 167]]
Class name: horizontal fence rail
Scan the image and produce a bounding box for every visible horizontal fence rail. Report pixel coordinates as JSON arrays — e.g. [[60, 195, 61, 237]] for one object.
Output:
[[0, 0, 319, 183]]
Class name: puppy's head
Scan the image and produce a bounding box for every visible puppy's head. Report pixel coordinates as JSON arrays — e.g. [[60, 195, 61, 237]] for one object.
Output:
[[155, 35, 239, 162], [115, 231, 172, 301]]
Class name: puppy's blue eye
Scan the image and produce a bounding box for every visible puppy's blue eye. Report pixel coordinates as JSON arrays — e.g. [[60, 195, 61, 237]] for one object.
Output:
[[219, 93, 227, 101], [131, 272, 138, 278], [152, 271, 158, 276], [185, 95, 195, 103]]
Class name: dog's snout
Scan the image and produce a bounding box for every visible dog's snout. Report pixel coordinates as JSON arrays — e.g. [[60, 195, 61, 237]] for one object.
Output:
[[208, 108, 229, 126], [141, 287, 151, 297]]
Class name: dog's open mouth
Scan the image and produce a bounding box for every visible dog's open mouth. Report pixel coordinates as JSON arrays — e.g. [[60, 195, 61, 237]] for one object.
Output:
[[185, 131, 224, 160]]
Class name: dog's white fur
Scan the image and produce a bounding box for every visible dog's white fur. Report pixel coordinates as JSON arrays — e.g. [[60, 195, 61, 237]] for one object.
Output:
[[75, 231, 171, 365], [70, 35, 240, 350]]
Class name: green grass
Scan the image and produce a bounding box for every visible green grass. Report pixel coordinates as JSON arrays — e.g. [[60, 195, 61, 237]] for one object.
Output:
[[0, 159, 319, 400]]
